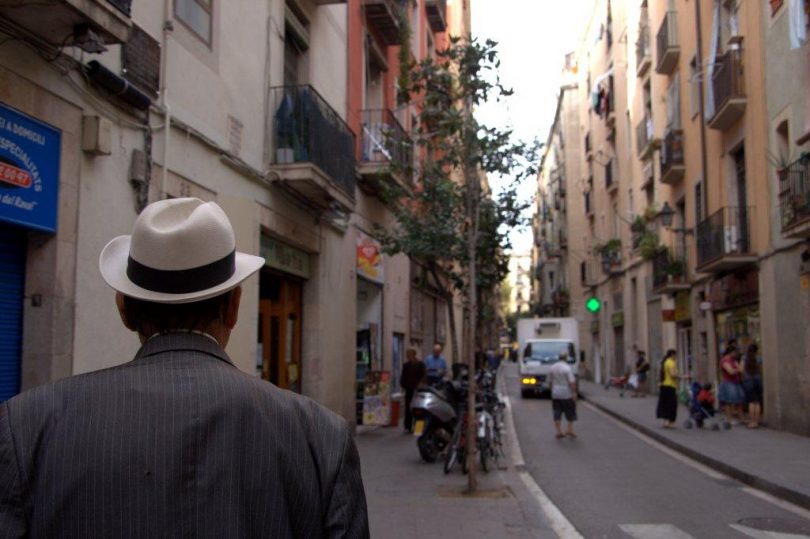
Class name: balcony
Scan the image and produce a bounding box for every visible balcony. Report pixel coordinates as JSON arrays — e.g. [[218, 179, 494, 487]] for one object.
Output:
[[0, 0, 132, 46], [358, 109, 413, 195], [636, 21, 651, 77], [778, 154, 810, 237], [605, 76, 616, 128], [655, 11, 680, 75], [271, 85, 356, 211], [652, 246, 690, 294], [708, 49, 746, 131], [636, 114, 659, 160], [425, 0, 447, 33], [696, 206, 757, 273], [660, 128, 685, 185], [363, 0, 402, 45]]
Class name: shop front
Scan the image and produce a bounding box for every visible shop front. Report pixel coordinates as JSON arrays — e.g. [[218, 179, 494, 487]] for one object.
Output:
[[709, 268, 761, 369], [354, 231, 388, 425], [0, 102, 61, 401], [257, 235, 309, 393]]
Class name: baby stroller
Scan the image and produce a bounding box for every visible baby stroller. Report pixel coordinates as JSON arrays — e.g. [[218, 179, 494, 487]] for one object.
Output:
[[682, 381, 731, 431], [604, 370, 634, 397]]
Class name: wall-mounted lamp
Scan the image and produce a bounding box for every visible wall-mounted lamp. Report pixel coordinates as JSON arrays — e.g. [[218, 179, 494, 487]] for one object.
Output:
[[658, 202, 693, 235]]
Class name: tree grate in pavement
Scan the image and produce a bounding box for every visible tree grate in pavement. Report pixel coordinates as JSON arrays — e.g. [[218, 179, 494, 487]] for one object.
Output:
[[736, 517, 810, 534], [436, 486, 514, 499]]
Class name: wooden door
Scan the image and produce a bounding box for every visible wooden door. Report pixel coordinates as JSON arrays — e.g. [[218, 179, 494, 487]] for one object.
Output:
[[259, 278, 303, 392]]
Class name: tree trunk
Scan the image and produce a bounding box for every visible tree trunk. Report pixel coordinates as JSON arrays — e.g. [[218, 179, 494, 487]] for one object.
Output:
[[464, 98, 479, 494]]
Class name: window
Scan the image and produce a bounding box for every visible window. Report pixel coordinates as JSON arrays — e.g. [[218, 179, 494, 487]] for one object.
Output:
[[411, 2, 420, 59], [284, 2, 310, 86], [175, 0, 212, 44], [689, 56, 699, 119]]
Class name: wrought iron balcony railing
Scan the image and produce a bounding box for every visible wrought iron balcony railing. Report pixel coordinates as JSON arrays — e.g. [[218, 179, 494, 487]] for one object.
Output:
[[652, 244, 688, 292], [636, 114, 655, 159], [660, 128, 685, 185], [708, 49, 746, 130], [271, 85, 356, 198], [696, 206, 754, 270], [656, 11, 680, 74], [778, 154, 810, 234], [360, 108, 413, 185]]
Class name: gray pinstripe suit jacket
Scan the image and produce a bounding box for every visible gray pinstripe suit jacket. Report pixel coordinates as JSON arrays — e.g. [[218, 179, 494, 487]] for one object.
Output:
[[0, 333, 369, 538]]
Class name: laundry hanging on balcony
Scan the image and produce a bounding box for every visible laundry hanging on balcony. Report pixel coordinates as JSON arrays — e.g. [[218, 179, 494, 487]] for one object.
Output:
[[590, 68, 614, 117]]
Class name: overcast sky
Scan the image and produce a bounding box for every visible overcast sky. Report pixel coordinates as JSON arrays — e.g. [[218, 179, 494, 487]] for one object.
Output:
[[471, 0, 594, 253]]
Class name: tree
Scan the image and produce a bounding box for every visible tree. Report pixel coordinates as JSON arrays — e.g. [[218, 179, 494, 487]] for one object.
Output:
[[375, 36, 537, 492]]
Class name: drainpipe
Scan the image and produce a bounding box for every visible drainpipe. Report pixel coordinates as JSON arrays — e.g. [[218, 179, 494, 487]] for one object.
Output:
[[695, 0, 709, 216], [160, 0, 174, 200]]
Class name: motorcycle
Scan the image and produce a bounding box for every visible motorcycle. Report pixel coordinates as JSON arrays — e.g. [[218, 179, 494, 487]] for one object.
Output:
[[410, 380, 465, 462]]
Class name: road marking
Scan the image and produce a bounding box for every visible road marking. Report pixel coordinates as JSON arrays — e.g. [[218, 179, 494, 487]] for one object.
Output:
[[729, 523, 810, 539], [619, 524, 695, 538], [498, 370, 583, 539], [518, 471, 584, 539], [738, 488, 810, 522], [584, 401, 810, 524]]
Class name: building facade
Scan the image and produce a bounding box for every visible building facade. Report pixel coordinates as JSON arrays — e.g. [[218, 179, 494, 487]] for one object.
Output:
[[0, 0, 470, 426], [534, 0, 810, 435]]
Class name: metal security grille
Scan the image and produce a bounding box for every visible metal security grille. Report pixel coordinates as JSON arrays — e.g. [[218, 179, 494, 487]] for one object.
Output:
[[0, 226, 25, 402]]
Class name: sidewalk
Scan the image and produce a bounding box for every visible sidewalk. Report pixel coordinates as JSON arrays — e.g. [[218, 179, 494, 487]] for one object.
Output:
[[580, 379, 810, 510], [355, 418, 555, 538]]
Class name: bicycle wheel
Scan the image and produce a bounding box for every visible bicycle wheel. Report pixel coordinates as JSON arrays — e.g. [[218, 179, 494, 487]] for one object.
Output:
[[479, 438, 489, 473], [443, 428, 461, 474]]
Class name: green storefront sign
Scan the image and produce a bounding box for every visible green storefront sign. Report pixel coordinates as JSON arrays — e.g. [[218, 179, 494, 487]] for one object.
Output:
[[611, 311, 624, 328], [260, 236, 311, 279]]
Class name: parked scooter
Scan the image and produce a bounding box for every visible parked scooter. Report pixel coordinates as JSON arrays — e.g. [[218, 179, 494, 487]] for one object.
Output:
[[410, 379, 466, 462]]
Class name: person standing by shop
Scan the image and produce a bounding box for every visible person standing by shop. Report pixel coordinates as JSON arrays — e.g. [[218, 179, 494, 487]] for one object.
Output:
[[719, 345, 745, 424], [656, 349, 680, 428], [632, 349, 650, 398], [400, 348, 426, 433], [424, 343, 448, 385], [742, 343, 763, 429]]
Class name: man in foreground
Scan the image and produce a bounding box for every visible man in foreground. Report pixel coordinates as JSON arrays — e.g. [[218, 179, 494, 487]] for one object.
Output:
[[0, 198, 369, 538], [549, 352, 578, 439]]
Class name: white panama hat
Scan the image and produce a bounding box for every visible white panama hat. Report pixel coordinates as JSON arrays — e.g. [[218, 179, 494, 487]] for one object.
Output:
[[99, 198, 265, 304]]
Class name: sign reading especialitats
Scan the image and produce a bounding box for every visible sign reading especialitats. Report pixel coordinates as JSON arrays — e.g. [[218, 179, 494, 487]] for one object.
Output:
[[0, 103, 61, 233]]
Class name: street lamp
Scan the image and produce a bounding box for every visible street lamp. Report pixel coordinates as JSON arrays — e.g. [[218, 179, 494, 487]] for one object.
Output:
[[658, 202, 693, 235]]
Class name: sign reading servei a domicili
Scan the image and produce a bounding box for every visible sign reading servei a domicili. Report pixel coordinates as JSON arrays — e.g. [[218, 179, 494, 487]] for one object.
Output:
[[0, 103, 61, 233]]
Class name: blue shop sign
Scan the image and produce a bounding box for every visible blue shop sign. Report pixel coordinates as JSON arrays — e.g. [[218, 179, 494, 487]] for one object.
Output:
[[0, 103, 61, 233]]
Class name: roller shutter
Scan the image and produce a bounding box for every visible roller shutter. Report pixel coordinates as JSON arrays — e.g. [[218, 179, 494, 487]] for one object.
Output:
[[0, 226, 25, 402]]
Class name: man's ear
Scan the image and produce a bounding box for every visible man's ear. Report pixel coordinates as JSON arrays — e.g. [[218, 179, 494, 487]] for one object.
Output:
[[116, 292, 136, 332], [224, 286, 242, 330]]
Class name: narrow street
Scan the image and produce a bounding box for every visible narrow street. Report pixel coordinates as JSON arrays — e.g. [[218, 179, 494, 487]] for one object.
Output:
[[504, 363, 810, 538]]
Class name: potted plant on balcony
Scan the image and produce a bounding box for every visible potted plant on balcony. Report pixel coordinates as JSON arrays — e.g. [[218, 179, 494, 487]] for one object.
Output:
[[638, 231, 662, 261], [594, 239, 622, 273], [666, 257, 686, 283]]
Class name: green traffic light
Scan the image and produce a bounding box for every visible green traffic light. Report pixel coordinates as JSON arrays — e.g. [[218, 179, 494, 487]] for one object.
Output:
[[586, 297, 601, 313]]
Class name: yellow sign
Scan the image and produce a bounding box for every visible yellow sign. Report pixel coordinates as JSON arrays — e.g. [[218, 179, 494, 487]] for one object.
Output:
[[357, 231, 384, 283], [675, 291, 690, 322], [801, 274, 810, 290]]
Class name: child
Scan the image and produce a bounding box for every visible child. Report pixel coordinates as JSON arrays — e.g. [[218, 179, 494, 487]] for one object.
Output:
[[697, 383, 715, 415]]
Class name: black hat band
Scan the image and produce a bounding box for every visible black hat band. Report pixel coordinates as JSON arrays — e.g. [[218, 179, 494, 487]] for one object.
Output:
[[126, 250, 236, 294]]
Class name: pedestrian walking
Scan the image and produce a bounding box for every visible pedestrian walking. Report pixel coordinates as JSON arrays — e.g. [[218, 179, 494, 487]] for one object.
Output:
[[550, 352, 578, 439], [424, 343, 448, 384], [0, 198, 369, 538], [656, 349, 680, 428], [742, 343, 763, 429], [632, 349, 650, 398], [400, 348, 426, 433], [718, 345, 745, 424]]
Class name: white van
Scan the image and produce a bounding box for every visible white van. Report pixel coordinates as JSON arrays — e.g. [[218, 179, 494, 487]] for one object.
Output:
[[517, 318, 579, 398]]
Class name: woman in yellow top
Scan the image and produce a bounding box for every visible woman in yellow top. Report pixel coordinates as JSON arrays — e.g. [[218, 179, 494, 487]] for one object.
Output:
[[655, 349, 680, 428]]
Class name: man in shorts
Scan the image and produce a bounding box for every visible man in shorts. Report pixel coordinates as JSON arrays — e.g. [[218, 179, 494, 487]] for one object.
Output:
[[550, 352, 578, 439]]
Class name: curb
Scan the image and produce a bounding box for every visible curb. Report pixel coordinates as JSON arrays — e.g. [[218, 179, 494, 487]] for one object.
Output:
[[581, 392, 810, 512]]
